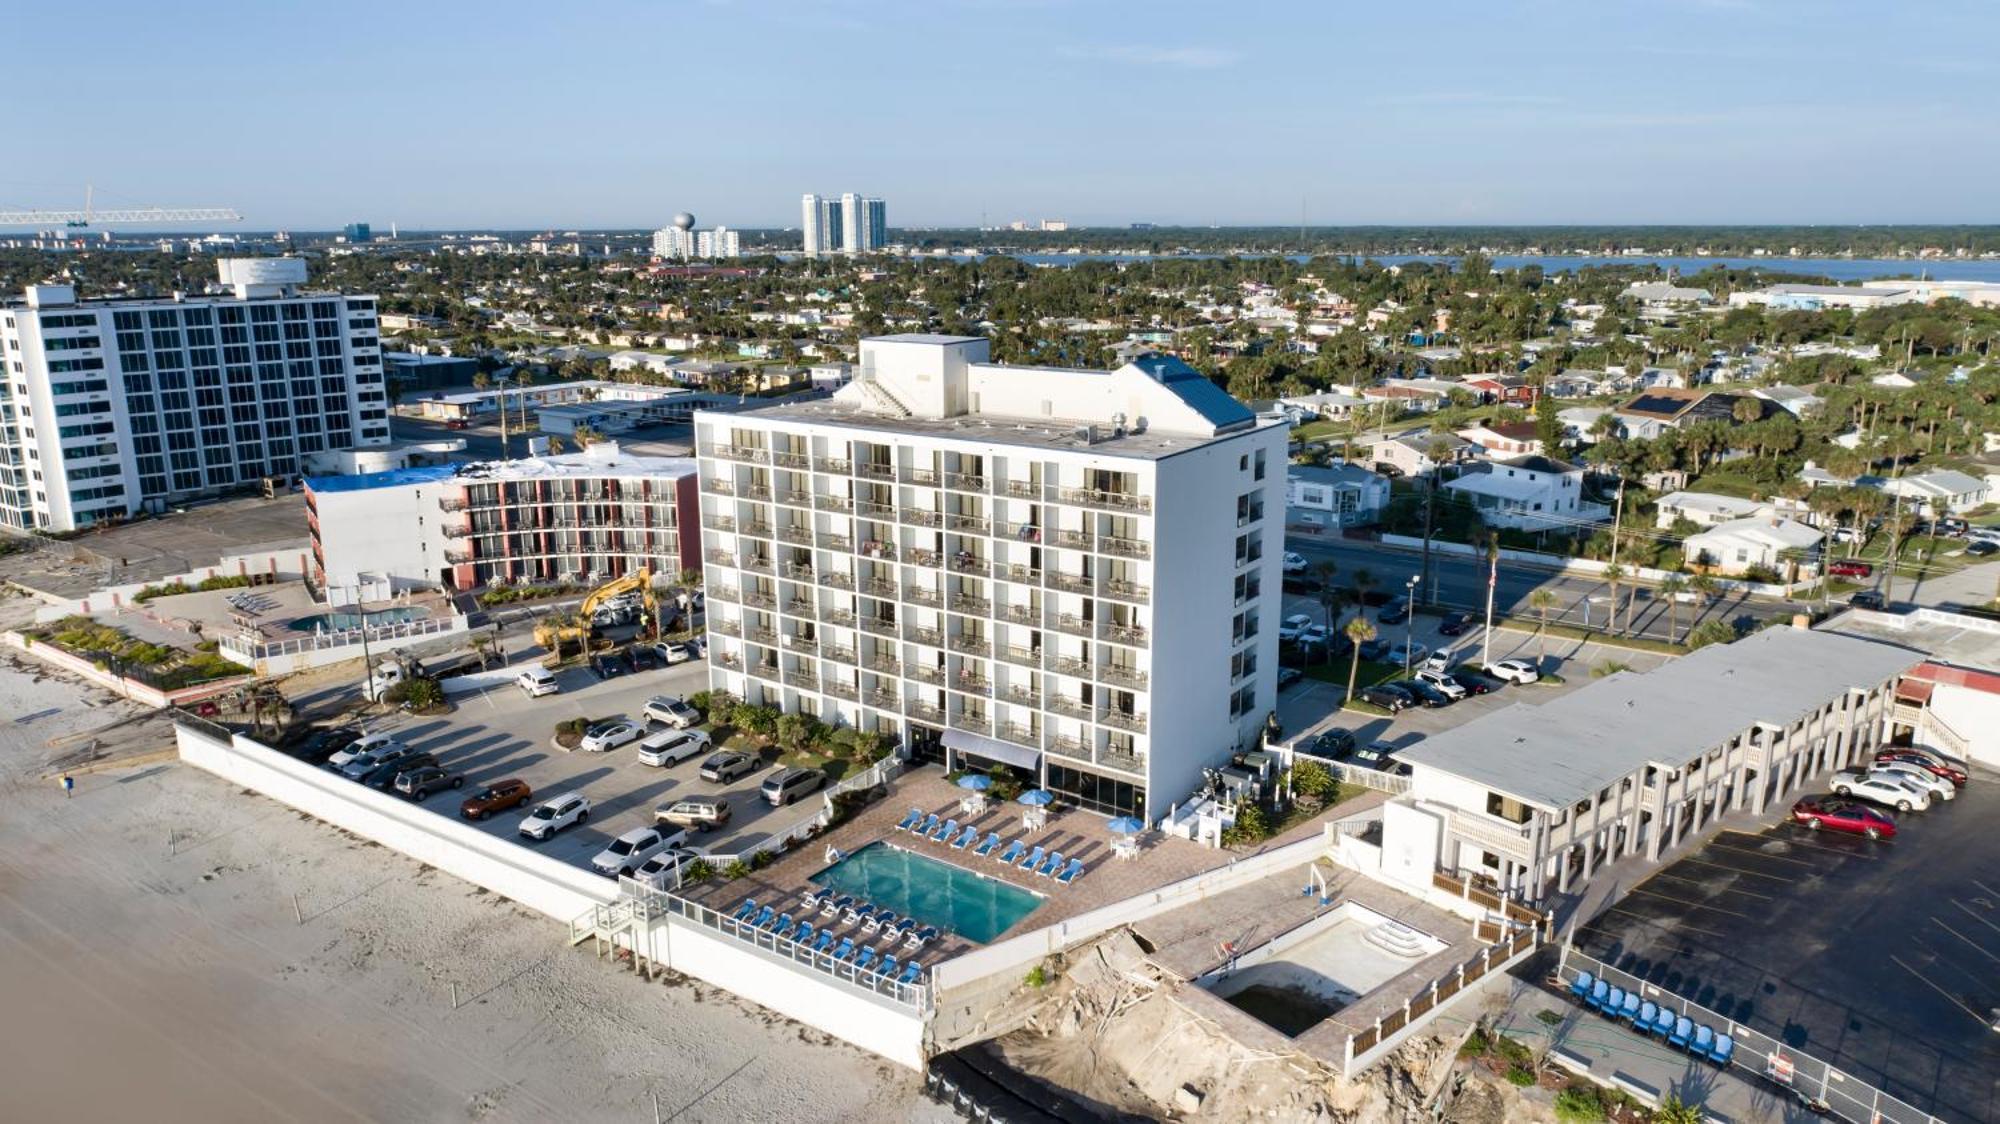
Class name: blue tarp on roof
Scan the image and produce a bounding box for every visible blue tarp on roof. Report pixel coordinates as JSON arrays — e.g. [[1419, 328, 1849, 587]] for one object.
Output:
[[1126, 354, 1255, 431], [306, 463, 461, 494]]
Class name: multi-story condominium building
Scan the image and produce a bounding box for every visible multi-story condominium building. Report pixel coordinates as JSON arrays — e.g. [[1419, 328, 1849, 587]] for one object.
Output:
[[801, 192, 885, 257], [0, 258, 389, 532], [306, 441, 698, 592], [651, 224, 741, 260], [695, 334, 1284, 820]]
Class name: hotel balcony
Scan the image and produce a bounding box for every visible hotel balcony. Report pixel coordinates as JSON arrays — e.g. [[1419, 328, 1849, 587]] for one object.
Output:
[[1100, 578, 1150, 605], [708, 584, 741, 603], [944, 471, 989, 494], [866, 654, 901, 677], [742, 589, 776, 610], [786, 597, 815, 617], [817, 531, 853, 552], [1005, 684, 1042, 709], [743, 484, 773, 502], [904, 585, 942, 608], [1097, 708, 1148, 734], [907, 699, 945, 724], [1050, 694, 1093, 720], [708, 514, 738, 533], [1049, 734, 1091, 762], [705, 548, 736, 568], [441, 521, 470, 539], [998, 722, 1041, 749], [823, 645, 857, 665], [1099, 535, 1151, 560], [776, 489, 812, 509], [947, 554, 989, 577], [857, 498, 896, 520], [952, 672, 993, 697], [815, 493, 854, 513], [946, 512, 989, 535], [820, 606, 857, 628], [1003, 479, 1040, 500], [901, 466, 940, 487], [949, 594, 991, 617], [739, 555, 775, 575], [708, 618, 742, 638], [1099, 744, 1147, 776], [997, 644, 1042, 669], [903, 624, 944, 648], [900, 507, 943, 529], [823, 679, 858, 702], [998, 564, 1043, 587], [783, 562, 815, 582], [813, 456, 852, 475], [784, 669, 819, 693], [908, 663, 945, 686], [771, 450, 811, 470], [1052, 655, 1092, 680], [1098, 663, 1149, 690], [949, 709, 992, 735], [741, 522, 774, 539], [776, 525, 813, 546], [999, 603, 1038, 627], [865, 688, 900, 711], [752, 660, 780, 683], [855, 462, 896, 482], [1049, 613, 1094, 639], [746, 627, 778, 648], [1058, 486, 1151, 514], [444, 549, 473, 565], [701, 477, 735, 497], [782, 634, 819, 655], [1045, 571, 1092, 596], [860, 616, 898, 638], [948, 633, 991, 658], [907, 547, 943, 569], [859, 576, 897, 598], [708, 444, 769, 464], [1100, 621, 1149, 647]]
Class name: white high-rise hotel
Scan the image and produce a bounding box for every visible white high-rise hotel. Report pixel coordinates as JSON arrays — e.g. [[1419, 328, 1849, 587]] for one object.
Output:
[[0, 258, 388, 532], [695, 334, 1284, 819], [801, 192, 886, 257]]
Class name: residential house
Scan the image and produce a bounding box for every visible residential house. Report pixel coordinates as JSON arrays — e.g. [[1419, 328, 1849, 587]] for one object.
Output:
[[1881, 469, 1991, 516], [1460, 373, 1539, 407], [1556, 406, 1612, 446], [1750, 385, 1824, 417], [1285, 463, 1390, 530], [1653, 491, 1770, 529], [1277, 391, 1365, 423], [1368, 431, 1474, 477], [1441, 454, 1598, 531], [1455, 420, 1542, 459], [1797, 461, 1855, 491], [1621, 281, 1714, 308], [1360, 384, 1449, 415], [1684, 516, 1823, 576], [1614, 389, 1774, 440]]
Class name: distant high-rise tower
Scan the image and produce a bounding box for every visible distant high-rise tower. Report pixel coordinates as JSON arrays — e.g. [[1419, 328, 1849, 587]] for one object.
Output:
[[651, 212, 739, 260], [802, 192, 885, 256], [343, 222, 372, 243]]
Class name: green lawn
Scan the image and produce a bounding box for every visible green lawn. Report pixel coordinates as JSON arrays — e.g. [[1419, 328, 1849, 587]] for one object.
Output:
[[1304, 658, 1403, 688]]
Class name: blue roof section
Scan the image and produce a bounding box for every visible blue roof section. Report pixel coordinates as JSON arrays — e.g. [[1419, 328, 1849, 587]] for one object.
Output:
[[1127, 353, 1256, 431], [306, 463, 461, 494]]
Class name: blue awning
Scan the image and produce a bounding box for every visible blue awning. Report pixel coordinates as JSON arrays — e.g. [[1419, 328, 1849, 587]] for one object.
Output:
[[941, 728, 1039, 771]]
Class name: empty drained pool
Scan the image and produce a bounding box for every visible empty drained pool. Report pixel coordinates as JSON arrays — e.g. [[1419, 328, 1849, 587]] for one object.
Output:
[[1202, 901, 1446, 1037], [288, 606, 428, 632], [810, 842, 1042, 944]]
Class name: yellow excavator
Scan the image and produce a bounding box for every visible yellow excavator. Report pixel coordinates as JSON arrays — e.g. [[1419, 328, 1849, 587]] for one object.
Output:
[[533, 568, 661, 661]]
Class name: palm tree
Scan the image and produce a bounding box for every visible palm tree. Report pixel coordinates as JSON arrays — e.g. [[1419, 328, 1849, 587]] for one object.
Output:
[[1601, 562, 1625, 634], [1689, 572, 1720, 624], [1343, 616, 1376, 704], [1657, 574, 1687, 644], [1350, 567, 1376, 621], [1528, 588, 1557, 667]]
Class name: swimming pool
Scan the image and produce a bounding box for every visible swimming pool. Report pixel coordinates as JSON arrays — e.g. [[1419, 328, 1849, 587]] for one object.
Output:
[[810, 842, 1042, 944], [288, 607, 428, 633]]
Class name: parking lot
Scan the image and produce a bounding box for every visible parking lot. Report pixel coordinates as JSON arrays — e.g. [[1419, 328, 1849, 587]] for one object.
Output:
[[1273, 591, 1675, 755], [314, 654, 813, 878], [1574, 775, 2000, 1123]]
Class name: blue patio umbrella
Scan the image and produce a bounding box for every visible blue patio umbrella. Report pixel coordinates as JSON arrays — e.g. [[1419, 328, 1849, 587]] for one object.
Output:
[[1016, 789, 1055, 806], [1105, 816, 1146, 835], [956, 774, 992, 791]]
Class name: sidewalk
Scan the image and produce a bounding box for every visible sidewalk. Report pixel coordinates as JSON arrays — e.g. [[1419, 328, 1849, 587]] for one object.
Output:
[[1486, 977, 1802, 1124]]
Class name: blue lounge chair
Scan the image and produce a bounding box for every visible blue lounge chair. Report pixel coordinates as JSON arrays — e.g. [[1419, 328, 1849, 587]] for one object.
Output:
[[951, 825, 978, 849], [819, 894, 853, 919], [881, 917, 910, 944], [1636, 1001, 1658, 1032], [1668, 1016, 1693, 1048], [1019, 844, 1046, 871], [996, 839, 1026, 865], [876, 954, 898, 978], [845, 902, 876, 927], [1618, 991, 1640, 1022], [1603, 987, 1625, 1018], [1649, 1005, 1675, 1037], [762, 911, 789, 933], [732, 897, 758, 922], [811, 929, 837, 954], [865, 910, 895, 935], [930, 817, 958, 842], [1586, 980, 1609, 1010], [1691, 1025, 1714, 1056], [802, 887, 828, 910], [854, 947, 878, 973], [1569, 970, 1594, 1000], [831, 937, 856, 962], [974, 832, 1001, 857], [1709, 1034, 1735, 1066], [897, 961, 922, 985], [1056, 857, 1084, 885], [895, 807, 924, 831], [748, 906, 774, 930], [916, 813, 940, 837], [904, 925, 939, 951], [1035, 850, 1065, 877], [793, 922, 815, 947]]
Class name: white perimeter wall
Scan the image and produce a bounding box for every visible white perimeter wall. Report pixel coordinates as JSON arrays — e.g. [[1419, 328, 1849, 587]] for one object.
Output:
[[1926, 682, 2000, 768]]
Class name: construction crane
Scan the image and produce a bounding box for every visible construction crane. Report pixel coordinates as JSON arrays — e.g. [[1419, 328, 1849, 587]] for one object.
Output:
[[0, 185, 240, 228]]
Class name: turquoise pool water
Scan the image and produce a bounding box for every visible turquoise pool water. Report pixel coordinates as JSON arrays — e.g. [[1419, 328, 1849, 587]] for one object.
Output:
[[810, 842, 1042, 943], [288, 607, 428, 632]]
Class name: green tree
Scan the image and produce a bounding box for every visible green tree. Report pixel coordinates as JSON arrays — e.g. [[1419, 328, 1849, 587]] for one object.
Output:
[[1601, 563, 1625, 634], [1688, 618, 1737, 649], [1652, 1096, 1704, 1124], [1343, 615, 1377, 703], [1534, 391, 1563, 457], [1657, 574, 1687, 644], [1528, 588, 1557, 667]]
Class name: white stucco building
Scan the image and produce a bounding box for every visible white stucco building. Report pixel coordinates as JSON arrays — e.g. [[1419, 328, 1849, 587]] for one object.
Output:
[[1285, 463, 1389, 529], [1683, 516, 1822, 576], [1880, 469, 1990, 516], [1441, 454, 1595, 532], [695, 334, 1286, 820]]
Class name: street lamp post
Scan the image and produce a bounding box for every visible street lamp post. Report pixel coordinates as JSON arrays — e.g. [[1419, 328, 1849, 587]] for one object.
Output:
[[1403, 575, 1421, 676]]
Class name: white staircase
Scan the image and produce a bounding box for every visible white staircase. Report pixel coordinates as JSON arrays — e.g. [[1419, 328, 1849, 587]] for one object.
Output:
[[849, 375, 912, 418], [1362, 920, 1430, 959]]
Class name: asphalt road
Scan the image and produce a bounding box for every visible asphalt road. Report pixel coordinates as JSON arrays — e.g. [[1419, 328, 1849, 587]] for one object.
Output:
[[1283, 535, 1778, 644]]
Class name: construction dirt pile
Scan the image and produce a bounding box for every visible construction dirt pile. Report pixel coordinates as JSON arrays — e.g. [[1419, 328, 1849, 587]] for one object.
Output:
[[984, 929, 1467, 1122]]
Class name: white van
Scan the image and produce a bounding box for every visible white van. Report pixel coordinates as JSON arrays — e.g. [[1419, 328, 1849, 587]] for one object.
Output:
[[517, 666, 559, 697]]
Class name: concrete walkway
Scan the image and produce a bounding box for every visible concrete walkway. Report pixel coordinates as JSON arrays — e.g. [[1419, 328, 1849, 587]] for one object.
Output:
[[1486, 977, 1824, 1124]]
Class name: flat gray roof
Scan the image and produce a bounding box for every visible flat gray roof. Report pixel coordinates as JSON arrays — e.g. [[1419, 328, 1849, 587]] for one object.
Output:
[[709, 398, 1275, 462], [1399, 626, 1919, 810]]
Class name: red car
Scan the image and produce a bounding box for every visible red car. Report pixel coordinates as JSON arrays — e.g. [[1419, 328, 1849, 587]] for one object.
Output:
[[1874, 749, 1968, 786], [1791, 796, 1897, 840], [1828, 560, 1873, 579]]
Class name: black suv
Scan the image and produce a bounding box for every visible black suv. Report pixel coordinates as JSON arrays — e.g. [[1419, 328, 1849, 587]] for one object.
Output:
[[360, 752, 437, 790], [1359, 683, 1414, 712], [1437, 612, 1472, 636], [1301, 728, 1357, 760], [1379, 598, 1412, 624], [1394, 679, 1453, 708]]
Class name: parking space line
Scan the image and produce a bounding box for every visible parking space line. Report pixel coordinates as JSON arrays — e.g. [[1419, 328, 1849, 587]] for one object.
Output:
[[1671, 856, 1794, 883], [1602, 906, 1730, 942], [1928, 918, 2000, 966], [1706, 838, 1845, 867], [1626, 886, 1757, 920], [1950, 899, 2000, 937], [1645, 870, 1774, 901], [1888, 954, 1991, 1025], [1971, 878, 2000, 903]]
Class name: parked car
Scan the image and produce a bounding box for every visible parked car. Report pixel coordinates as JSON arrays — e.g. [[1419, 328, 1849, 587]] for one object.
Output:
[[579, 719, 643, 753], [1873, 748, 1968, 785], [1937, 516, 1970, 536], [1278, 613, 1314, 642], [394, 764, 465, 800], [1487, 659, 1541, 684], [1437, 612, 1472, 637], [1275, 667, 1304, 690], [637, 728, 712, 768], [1967, 540, 1997, 557], [656, 796, 733, 833], [1282, 551, 1308, 574], [1830, 769, 1931, 812], [1359, 638, 1391, 662], [1848, 590, 1887, 610], [1378, 598, 1411, 624], [1828, 526, 1864, 545], [517, 666, 559, 697], [294, 724, 363, 766], [700, 751, 762, 783], [628, 646, 661, 671], [1415, 668, 1468, 700], [1827, 560, 1873, 579], [1384, 641, 1429, 668], [325, 731, 399, 770], [1300, 728, 1356, 760], [518, 792, 592, 840], [1351, 740, 1409, 774], [1448, 668, 1500, 695], [643, 694, 703, 728], [1394, 679, 1452, 708], [1420, 651, 1453, 674], [359, 752, 436, 790], [1297, 624, 1331, 647], [1791, 796, 1896, 840], [1965, 527, 2000, 546], [591, 826, 670, 877], [460, 778, 533, 820], [761, 767, 826, 807], [1358, 683, 1414, 712], [632, 847, 706, 890], [339, 742, 424, 781], [1282, 575, 1324, 595], [657, 641, 696, 665], [1867, 761, 1956, 801], [591, 654, 625, 679]]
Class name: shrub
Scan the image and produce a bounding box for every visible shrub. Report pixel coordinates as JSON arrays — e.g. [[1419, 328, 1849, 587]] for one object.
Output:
[[1505, 1066, 1536, 1087], [555, 717, 589, 738], [682, 860, 715, 884], [1023, 963, 1049, 988], [731, 703, 778, 737], [1290, 758, 1338, 800], [774, 712, 826, 753], [1590, 660, 1632, 678], [1688, 619, 1738, 650], [1554, 1085, 1606, 1123], [749, 849, 776, 870], [385, 676, 446, 710], [722, 859, 750, 880], [1458, 1028, 1491, 1058], [1651, 1095, 1703, 1124], [1221, 800, 1271, 846], [1492, 1035, 1533, 1067]]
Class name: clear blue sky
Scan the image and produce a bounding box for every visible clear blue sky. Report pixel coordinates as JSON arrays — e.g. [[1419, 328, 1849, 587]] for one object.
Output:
[[9, 0, 1995, 230]]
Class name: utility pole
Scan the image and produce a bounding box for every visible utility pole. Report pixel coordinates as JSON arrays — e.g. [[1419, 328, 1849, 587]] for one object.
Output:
[[1481, 536, 1499, 669], [1881, 488, 1906, 606], [1419, 465, 1439, 607], [1606, 472, 1627, 633]]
